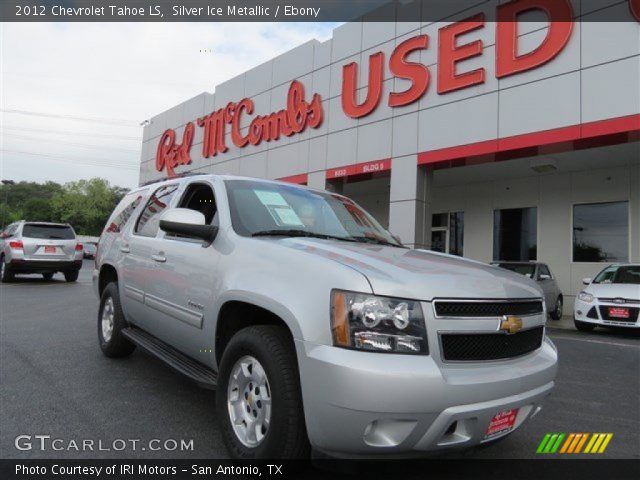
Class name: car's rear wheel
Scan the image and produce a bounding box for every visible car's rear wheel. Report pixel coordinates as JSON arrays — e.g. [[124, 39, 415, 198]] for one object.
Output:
[[0, 256, 14, 283], [217, 325, 309, 459], [98, 282, 136, 358], [64, 270, 79, 282], [42, 272, 54, 281], [550, 297, 563, 320], [574, 319, 596, 332]]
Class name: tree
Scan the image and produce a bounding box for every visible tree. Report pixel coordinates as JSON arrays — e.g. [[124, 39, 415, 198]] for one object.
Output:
[[1, 178, 128, 235]]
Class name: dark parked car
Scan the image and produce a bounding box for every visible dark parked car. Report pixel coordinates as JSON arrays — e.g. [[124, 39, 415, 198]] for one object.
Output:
[[492, 262, 563, 320]]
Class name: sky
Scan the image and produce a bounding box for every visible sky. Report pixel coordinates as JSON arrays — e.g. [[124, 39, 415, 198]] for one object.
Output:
[[0, 22, 337, 189]]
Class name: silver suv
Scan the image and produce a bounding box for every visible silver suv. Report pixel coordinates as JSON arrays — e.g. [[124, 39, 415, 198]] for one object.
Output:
[[94, 174, 557, 459], [0, 221, 83, 282]]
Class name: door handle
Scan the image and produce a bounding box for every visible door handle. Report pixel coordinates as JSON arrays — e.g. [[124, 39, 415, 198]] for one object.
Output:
[[151, 253, 166, 263], [120, 245, 130, 253]]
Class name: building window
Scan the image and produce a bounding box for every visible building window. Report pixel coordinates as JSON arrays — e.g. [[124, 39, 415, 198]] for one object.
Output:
[[431, 212, 464, 256], [573, 201, 628, 262], [493, 207, 537, 261]]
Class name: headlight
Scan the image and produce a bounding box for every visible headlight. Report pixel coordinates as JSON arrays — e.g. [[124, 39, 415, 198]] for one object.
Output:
[[578, 291, 594, 303], [330, 290, 428, 354]]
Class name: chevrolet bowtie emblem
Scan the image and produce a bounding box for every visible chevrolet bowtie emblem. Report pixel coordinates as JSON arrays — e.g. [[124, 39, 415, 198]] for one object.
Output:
[[500, 315, 523, 334]]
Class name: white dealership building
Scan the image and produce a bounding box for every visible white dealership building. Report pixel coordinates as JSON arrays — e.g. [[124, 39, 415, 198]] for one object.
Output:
[[139, 0, 640, 313]]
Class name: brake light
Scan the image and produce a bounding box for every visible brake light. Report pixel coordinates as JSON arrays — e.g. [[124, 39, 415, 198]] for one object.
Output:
[[75, 243, 83, 251], [9, 241, 23, 250]]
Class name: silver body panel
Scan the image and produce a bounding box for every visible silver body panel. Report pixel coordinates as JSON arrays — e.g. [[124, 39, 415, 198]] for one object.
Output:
[[94, 174, 558, 456]]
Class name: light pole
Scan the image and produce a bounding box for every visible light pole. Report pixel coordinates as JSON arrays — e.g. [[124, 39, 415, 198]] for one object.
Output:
[[1, 179, 15, 228]]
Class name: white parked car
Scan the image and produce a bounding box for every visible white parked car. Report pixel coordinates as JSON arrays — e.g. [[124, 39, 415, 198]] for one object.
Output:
[[574, 264, 640, 331]]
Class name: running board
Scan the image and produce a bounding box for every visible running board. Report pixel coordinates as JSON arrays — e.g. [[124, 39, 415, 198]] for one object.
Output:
[[121, 327, 217, 390]]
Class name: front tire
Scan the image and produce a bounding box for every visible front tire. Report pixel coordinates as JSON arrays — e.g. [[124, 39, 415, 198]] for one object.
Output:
[[0, 256, 14, 283], [64, 270, 79, 282], [42, 272, 54, 281], [217, 325, 310, 459], [574, 319, 596, 332], [98, 282, 136, 358], [550, 297, 563, 320]]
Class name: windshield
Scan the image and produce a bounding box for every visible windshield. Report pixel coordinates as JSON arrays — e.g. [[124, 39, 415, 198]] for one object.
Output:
[[22, 224, 74, 240], [495, 263, 536, 278], [593, 265, 640, 285], [224, 180, 401, 247]]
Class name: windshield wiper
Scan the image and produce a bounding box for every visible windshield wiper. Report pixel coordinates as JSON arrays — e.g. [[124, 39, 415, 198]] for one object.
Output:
[[350, 236, 404, 248], [252, 229, 358, 243]]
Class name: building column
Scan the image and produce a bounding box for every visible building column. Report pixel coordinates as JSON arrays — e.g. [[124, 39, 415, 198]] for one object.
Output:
[[388, 154, 432, 249], [307, 171, 326, 191], [631, 160, 640, 263]]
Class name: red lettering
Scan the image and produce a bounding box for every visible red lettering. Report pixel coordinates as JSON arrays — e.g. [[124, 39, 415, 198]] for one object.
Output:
[[496, 0, 574, 78], [198, 109, 227, 158], [388, 34, 430, 107], [155, 122, 194, 178], [438, 13, 486, 94], [631, 0, 640, 21], [342, 51, 384, 118], [231, 98, 253, 147]]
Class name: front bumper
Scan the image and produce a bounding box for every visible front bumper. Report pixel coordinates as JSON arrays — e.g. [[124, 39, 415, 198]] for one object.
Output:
[[574, 298, 640, 328], [296, 336, 557, 457], [9, 259, 82, 274]]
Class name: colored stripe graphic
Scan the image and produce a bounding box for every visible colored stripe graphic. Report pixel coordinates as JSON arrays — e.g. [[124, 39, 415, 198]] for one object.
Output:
[[538, 433, 613, 454]]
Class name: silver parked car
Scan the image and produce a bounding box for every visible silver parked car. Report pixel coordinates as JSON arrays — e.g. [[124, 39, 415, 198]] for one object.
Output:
[[491, 262, 564, 320], [0, 221, 83, 282], [94, 174, 557, 459]]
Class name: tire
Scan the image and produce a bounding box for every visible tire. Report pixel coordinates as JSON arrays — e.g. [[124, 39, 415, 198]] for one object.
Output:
[[549, 297, 563, 320], [0, 256, 14, 283], [574, 319, 596, 332], [42, 272, 54, 281], [64, 270, 79, 282], [98, 282, 136, 358], [217, 325, 310, 459]]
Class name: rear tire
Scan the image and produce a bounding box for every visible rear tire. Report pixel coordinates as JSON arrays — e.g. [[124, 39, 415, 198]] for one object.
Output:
[[574, 319, 596, 332], [98, 282, 136, 358], [0, 256, 14, 283], [217, 325, 310, 459], [42, 272, 54, 281], [549, 297, 563, 320], [64, 270, 79, 282]]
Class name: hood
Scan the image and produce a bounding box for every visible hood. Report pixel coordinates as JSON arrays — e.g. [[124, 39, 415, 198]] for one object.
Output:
[[584, 283, 640, 300], [279, 238, 542, 301]]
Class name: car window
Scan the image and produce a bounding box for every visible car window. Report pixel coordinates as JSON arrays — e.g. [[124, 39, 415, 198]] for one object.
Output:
[[176, 183, 218, 226], [594, 265, 640, 285], [495, 263, 536, 278], [538, 265, 551, 278], [135, 184, 180, 237], [104, 190, 147, 234], [22, 224, 75, 240]]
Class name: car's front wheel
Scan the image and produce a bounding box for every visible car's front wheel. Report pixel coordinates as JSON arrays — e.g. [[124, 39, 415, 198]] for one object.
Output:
[[574, 319, 596, 332], [0, 256, 14, 283], [217, 325, 309, 459], [42, 272, 54, 281], [550, 297, 563, 320], [98, 282, 136, 358]]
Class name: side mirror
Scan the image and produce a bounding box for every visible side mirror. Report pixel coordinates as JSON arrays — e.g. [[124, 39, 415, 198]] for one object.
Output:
[[538, 274, 551, 281], [159, 208, 218, 244], [582, 277, 592, 285]]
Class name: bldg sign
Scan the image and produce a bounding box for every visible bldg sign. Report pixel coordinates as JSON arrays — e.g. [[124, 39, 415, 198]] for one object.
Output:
[[155, 0, 640, 177]]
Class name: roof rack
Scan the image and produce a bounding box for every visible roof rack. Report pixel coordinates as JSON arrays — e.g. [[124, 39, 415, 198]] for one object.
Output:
[[139, 171, 208, 187]]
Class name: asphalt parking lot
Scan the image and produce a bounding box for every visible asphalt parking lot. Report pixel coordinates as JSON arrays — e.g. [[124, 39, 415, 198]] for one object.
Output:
[[1, 261, 638, 460]]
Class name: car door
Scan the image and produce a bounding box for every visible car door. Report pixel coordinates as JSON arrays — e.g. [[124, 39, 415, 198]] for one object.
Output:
[[536, 264, 555, 308], [120, 183, 181, 331], [142, 180, 221, 361]]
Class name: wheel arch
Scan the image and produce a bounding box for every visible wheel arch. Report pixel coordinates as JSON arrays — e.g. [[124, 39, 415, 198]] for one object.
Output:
[[214, 293, 301, 366], [98, 263, 119, 296]]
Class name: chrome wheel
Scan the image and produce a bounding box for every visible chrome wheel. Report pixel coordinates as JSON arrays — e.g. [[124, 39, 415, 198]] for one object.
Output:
[[227, 355, 272, 447], [555, 299, 562, 316], [0, 261, 4, 278], [101, 297, 115, 343]]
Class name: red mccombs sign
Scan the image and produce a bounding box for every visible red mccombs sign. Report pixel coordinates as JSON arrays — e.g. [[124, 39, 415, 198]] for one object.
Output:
[[155, 0, 636, 177]]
